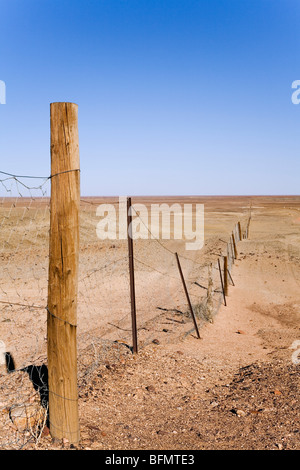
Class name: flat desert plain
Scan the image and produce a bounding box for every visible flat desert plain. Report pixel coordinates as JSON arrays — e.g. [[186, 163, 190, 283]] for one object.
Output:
[[0, 195, 299, 450]]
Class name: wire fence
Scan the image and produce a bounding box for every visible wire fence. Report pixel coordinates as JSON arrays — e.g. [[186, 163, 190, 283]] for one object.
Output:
[[0, 171, 249, 449]]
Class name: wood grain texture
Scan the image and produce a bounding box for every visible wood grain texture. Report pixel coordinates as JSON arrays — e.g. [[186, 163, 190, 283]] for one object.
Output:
[[47, 102, 80, 443]]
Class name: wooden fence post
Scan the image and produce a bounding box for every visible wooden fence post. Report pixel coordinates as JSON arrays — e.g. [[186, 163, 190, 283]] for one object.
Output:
[[232, 232, 238, 259], [47, 102, 80, 444], [238, 221, 242, 241], [246, 216, 251, 239]]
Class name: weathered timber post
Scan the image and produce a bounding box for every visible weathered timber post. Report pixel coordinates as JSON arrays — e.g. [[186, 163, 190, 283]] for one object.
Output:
[[246, 216, 251, 239], [47, 102, 80, 444], [238, 221, 242, 241], [232, 232, 238, 259]]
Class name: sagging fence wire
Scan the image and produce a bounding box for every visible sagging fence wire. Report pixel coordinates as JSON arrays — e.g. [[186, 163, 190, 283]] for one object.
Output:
[[0, 170, 250, 449], [128, 203, 238, 342]]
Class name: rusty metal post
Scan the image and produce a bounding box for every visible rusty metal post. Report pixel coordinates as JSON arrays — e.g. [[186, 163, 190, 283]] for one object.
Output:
[[223, 255, 228, 296], [127, 197, 138, 354], [175, 252, 200, 339], [227, 268, 235, 286], [218, 258, 226, 306], [229, 238, 234, 263]]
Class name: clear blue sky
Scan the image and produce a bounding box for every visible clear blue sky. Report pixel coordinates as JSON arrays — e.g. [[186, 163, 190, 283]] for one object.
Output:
[[0, 0, 299, 196]]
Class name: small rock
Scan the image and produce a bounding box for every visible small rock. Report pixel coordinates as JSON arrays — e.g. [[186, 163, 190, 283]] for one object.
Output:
[[210, 401, 219, 408], [249, 409, 263, 415], [152, 339, 160, 345], [230, 408, 246, 417], [41, 425, 50, 437], [145, 385, 156, 393], [156, 430, 167, 435], [62, 437, 69, 447], [9, 403, 46, 431]]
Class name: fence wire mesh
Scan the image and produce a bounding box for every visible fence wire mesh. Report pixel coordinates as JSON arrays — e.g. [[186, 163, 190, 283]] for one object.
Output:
[[0, 172, 246, 449]]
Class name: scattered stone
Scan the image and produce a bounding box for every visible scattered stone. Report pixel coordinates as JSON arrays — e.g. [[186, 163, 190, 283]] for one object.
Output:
[[249, 409, 263, 415], [230, 408, 246, 417], [62, 437, 69, 447], [156, 430, 167, 435], [41, 425, 50, 437], [210, 401, 219, 408], [9, 403, 46, 431]]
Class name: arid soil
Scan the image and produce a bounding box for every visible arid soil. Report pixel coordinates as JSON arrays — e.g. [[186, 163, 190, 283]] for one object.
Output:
[[0, 195, 299, 450]]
